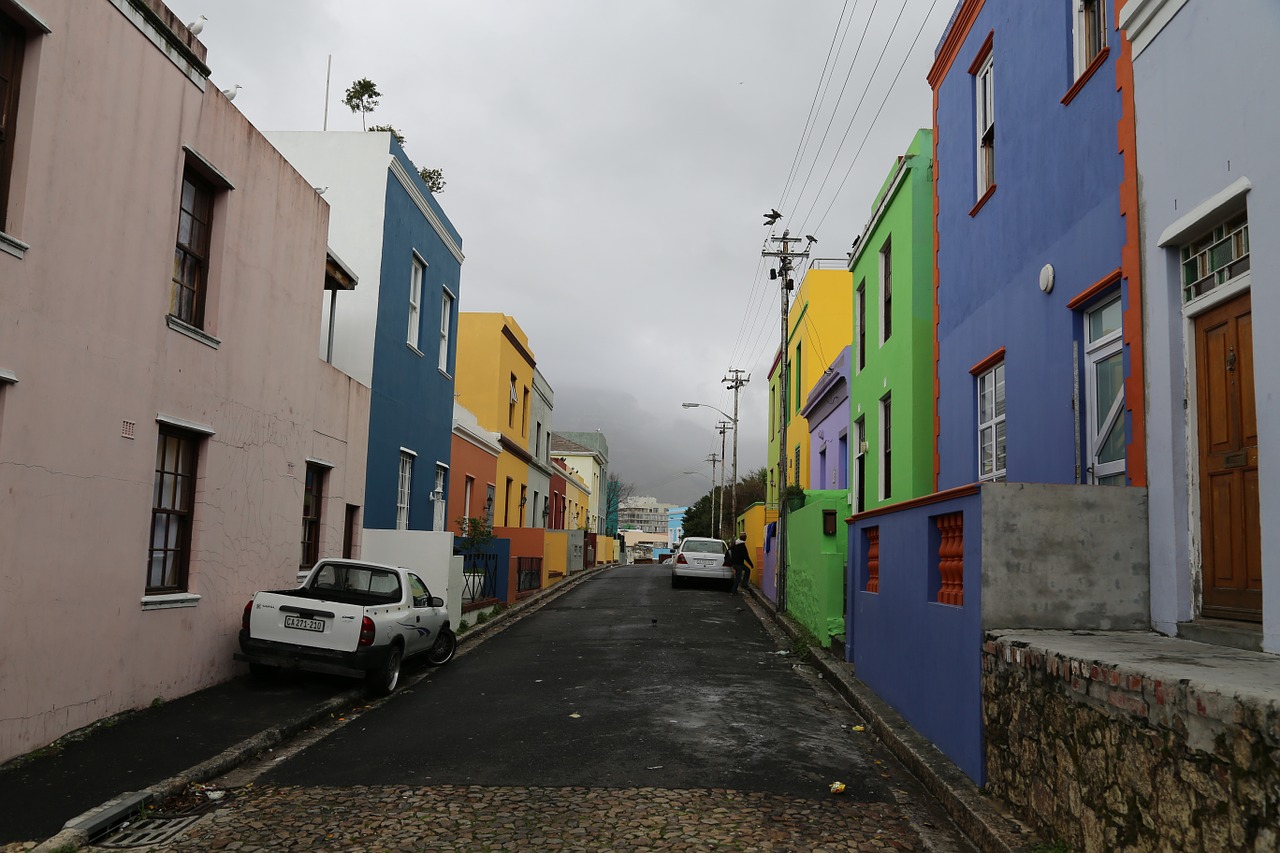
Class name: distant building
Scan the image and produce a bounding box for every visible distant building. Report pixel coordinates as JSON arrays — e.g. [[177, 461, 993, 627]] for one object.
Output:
[[618, 496, 674, 535]]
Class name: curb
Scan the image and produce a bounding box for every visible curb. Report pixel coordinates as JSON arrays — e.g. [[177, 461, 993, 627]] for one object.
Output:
[[31, 563, 617, 853], [741, 586, 1039, 853]]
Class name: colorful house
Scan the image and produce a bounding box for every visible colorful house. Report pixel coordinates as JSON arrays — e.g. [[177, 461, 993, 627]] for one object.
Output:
[[552, 430, 611, 534], [846, 0, 1148, 783], [526, 369, 556, 529], [845, 130, 937, 513], [449, 402, 500, 532], [1122, 0, 1276, 651], [454, 313, 537, 529], [266, 130, 465, 602], [0, 0, 369, 762]]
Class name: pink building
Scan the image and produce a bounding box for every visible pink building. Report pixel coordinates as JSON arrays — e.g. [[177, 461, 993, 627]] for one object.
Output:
[[0, 0, 369, 762]]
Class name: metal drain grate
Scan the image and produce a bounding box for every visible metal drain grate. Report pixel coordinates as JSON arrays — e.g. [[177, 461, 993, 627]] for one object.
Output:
[[96, 814, 205, 848]]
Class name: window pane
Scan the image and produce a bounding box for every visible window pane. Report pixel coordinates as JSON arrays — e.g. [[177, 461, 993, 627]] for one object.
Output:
[[994, 365, 1005, 417], [1098, 417, 1125, 465], [1089, 297, 1122, 342], [995, 420, 1006, 473], [1094, 352, 1123, 432], [980, 427, 993, 476]]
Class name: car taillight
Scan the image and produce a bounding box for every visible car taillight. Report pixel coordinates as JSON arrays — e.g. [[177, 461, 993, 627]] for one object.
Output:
[[676, 554, 688, 564], [359, 616, 376, 647], [242, 600, 253, 631]]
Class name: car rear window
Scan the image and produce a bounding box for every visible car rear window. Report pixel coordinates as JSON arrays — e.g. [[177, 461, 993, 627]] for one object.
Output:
[[682, 540, 725, 554], [311, 564, 402, 603]]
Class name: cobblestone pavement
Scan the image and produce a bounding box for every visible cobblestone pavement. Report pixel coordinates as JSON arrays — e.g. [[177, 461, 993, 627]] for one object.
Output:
[[143, 784, 931, 851]]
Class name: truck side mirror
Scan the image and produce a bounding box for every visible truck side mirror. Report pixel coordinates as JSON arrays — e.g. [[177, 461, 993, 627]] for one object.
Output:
[[429, 596, 444, 608]]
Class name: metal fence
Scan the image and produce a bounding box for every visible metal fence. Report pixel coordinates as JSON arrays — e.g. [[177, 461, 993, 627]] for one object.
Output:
[[517, 557, 542, 593], [459, 549, 501, 604]]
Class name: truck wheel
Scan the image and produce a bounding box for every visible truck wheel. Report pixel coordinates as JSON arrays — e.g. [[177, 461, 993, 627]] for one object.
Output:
[[427, 628, 456, 666], [367, 643, 403, 695]]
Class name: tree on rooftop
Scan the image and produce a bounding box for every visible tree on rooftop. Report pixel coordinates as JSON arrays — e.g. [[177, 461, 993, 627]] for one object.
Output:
[[343, 78, 381, 130]]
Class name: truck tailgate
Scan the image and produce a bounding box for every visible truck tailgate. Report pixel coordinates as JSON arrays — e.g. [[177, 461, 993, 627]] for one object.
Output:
[[248, 591, 364, 651]]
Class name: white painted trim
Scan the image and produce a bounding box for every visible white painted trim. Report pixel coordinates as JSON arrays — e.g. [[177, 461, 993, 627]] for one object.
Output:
[[1157, 177, 1252, 247], [166, 315, 221, 349], [452, 423, 502, 456], [400, 446, 418, 457], [0, 230, 30, 259], [305, 456, 335, 469], [1118, 0, 1191, 58], [388, 157, 465, 264], [156, 413, 216, 435], [106, 0, 208, 90], [1182, 272, 1251, 320], [849, 157, 913, 271], [141, 592, 201, 610], [0, 368, 17, 384]]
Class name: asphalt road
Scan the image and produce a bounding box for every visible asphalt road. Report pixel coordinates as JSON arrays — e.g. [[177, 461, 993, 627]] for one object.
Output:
[[259, 566, 938, 805]]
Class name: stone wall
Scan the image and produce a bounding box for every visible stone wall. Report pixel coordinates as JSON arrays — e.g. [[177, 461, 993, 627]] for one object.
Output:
[[982, 635, 1279, 852]]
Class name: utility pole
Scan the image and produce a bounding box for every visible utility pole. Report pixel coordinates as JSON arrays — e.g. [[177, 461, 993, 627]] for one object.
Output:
[[717, 421, 732, 539], [706, 453, 720, 537], [762, 229, 808, 612], [722, 368, 749, 536]]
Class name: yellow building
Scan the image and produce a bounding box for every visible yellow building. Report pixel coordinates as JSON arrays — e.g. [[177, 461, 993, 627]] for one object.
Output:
[[455, 313, 536, 528], [766, 263, 853, 506]]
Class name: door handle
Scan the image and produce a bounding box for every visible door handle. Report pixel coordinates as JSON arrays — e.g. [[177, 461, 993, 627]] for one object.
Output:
[[1227, 346, 1237, 373]]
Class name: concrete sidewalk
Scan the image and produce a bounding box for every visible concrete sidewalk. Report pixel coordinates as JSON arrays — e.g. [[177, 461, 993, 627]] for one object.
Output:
[[0, 565, 615, 853]]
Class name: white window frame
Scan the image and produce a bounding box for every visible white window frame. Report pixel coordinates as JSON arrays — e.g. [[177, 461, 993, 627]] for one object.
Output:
[[975, 52, 995, 197], [438, 287, 454, 372], [977, 362, 1006, 482], [463, 475, 474, 520], [1085, 296, 1125, 485], [407, 256, 424, 349], [879, 239, 893, 345], [396, 450, 415, 530], [432, 464, 448, 531], [855, 279, 866, 372], [879, 395, 892, 501], [1073, 0, 1109, 79]]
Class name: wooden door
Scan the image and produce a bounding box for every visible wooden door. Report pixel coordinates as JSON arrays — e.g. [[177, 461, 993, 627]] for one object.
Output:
[[1195, 291, 1262, 620]]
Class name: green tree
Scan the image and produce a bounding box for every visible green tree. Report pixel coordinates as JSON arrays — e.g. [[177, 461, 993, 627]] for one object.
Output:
[[727, 467, 768, 512], [368, 123, 405, 145], [418, 167, 446, 194], [343, 78, 381, 130], [604, 475, 633, 536]]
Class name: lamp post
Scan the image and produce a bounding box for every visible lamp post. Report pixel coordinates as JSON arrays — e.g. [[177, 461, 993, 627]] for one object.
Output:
[[683, 402, 739, 537]]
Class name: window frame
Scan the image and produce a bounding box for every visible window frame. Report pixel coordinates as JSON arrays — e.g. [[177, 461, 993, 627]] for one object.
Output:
[[880, 395, 892, 501], [879, 239, 893, 344], [438, 287, 453, 371], [148, 426, 201, 593], [301, 463, 325, 570], [0, 8, 27, 234], [977, 362, 1007, 482], [407, 256, 424, 349], [1074, 0, 1109, 79], [396, 451, 414, 530], [1084, 296, 1125, 485], [974, 50, 996, 198], [855, 278, 866, 372], [171, 168, 215, 328]]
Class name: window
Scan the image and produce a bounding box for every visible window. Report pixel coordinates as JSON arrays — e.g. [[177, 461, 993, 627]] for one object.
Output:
[[974, 50, 995, 197], [508, 375, 518, 427], [794, 343, 802, 412], [1075, 0, 1108, 77], [396, 451, 413, 530], [838, 432, 849, 490], [301, 463, 325, 569], [172, 170, 215, 327], [0, 11, 28, 232], [880, 240, 893, 343], [853, 418, 866, 513], [407, 257, 423, 348], [535, 422, 542, 459], [977, 362, 1006, 481], [485, 483, 495, 527], [856, 279, 866, 371], [794, 445, 801, 487], [464, 475, 474, 519], [432, 464, 447, 531], [504, 477, 512, 527], [1085, 297, 1124, 485], [148, 427, 200, 592], [522, 387, 530, 436], [880, 395, 892, 500], [1182, 212, 1249, 303], [519, 484, 527, 527], [438, 289, 453, 371]]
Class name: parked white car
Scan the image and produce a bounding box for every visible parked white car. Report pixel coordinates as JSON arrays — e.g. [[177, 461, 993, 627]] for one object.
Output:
[[237, 559, 455, 694], [670, 537, 730, 588]]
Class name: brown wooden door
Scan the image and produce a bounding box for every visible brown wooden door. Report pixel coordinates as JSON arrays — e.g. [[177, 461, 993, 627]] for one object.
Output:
[[1195, 291, 1262, 620]]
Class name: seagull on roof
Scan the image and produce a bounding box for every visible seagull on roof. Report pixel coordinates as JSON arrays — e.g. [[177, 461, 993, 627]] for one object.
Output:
[[763, 209, 782, 226], [221, 83, 241, 101], [187, 15, 206, 35]]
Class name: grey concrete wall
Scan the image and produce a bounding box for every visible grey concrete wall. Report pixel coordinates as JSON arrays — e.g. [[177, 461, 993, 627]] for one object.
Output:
[[981, 482, 1149, 630]]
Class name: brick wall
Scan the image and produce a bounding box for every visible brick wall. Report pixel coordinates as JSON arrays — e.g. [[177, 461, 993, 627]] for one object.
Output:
[[982, 635, 1279, 852]]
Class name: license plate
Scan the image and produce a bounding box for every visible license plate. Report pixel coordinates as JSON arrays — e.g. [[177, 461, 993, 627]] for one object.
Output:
[[284, 615, 324, 633]]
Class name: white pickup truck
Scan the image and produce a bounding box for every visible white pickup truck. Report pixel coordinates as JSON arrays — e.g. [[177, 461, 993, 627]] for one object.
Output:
[[236, 558, 456, 694]]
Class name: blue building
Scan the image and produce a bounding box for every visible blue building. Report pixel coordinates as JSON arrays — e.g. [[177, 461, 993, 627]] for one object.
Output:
[[847, 0, 1149, 783], [267, 131, 464, 588]]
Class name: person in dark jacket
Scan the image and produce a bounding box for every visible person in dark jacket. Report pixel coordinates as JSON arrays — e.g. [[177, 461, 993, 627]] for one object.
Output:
[[727, 534, 753, 595]]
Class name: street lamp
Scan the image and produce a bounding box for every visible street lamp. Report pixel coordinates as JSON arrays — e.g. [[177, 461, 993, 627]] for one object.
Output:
[[683, 402, 740, 539]]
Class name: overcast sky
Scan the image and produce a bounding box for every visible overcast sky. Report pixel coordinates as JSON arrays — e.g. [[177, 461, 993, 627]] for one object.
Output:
[[166, 0, 953, 507]]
